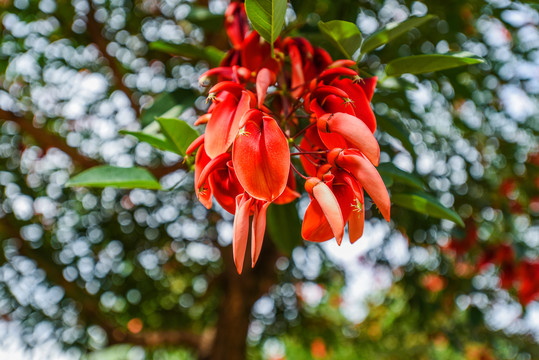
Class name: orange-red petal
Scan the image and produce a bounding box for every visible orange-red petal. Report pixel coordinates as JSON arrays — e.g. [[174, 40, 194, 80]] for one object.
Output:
[[233, 111, 290, 201], [233, 194, 253, 274], [317, 112, 380, 166]]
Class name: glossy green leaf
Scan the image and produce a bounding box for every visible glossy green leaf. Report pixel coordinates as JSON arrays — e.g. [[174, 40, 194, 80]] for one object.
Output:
[[156, 118, 199, 156], [140, 89, 197, 127], [245, 0, 288, 54], [377, 116, 415, 155], [149, 41, 225, 67], [361, 15, 435, 55], [392, 192, 464, 227], [120, 130, 178, 153], [385, 53, 484, 77], [66, 166, 161, 190], [186, 6, 224, 31], [377, 163, 423, 189], [318, 20, 362, 59], [266, 201, 302, 255]]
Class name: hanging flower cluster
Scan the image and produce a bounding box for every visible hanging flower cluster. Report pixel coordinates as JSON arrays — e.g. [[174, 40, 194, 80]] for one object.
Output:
[[186, 2, 390, 273]]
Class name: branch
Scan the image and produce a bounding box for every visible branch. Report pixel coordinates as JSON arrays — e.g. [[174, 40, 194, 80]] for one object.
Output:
[[86, 2, 140, 116], [0, 109, 100, 170], [0, 216, 202, 350], [0, 109, 186, 177]]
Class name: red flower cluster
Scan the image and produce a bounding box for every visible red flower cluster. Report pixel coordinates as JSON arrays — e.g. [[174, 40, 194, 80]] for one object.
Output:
[[479, 244, 539, 305], [187, 3, 390, 273]]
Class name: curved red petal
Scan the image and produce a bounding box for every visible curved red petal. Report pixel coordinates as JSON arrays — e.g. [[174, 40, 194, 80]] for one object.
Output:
[[311, 181, 344, 245], [332, 78, 376, 133], [205, 91, 251, 158], [360, 76, 377, 101], [338, 152, 390, 222], [273, 186, 301, 205], [194, 144, 212, 209], [348, 198, 365, 244], [233, 113, 290, 201], [318, 112, 380, 166], [318, 67, 357, 83], [251, 200, 270, 267], [209, 162, 244, 214], [186, 133, 205, 156], [256, 68, 275, 108], [195, 152, 231, 191], [225, 2, 249, 48], [302, 198, 334, 242], [233, 194, 253, 274]]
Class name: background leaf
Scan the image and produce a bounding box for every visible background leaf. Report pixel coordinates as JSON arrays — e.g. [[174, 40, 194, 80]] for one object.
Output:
[[149, 41, 225, 67], [361, 15, 435, 55], [140, 89, 198, 127], [245, 0, 288, 53], [376, 115, 415, 156], [385, 53, 484, 76], [157, 118, 199, 156], [266, 202, 302, 255], [119, 130, 178, 154], [66, 166, 161, 189], [378, 163, 423, 189], [392, 192, 464, 227], [318, 20, 362, 59]]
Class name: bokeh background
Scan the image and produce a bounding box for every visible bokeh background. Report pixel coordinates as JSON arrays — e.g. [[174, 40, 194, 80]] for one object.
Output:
[[0, 0, 538, 359]]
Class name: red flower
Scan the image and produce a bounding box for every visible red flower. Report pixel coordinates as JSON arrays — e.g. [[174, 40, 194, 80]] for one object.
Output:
[[186, 2, 390, 272]]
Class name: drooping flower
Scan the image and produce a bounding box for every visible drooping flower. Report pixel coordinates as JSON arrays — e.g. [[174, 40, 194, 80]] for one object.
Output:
[[186, 2, 390, 273]]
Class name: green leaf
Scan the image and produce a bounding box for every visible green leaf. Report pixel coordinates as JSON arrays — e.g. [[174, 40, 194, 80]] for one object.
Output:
[[377, 163, 423, 189], [377, 116, 415, 155], [266, 201, 302, 255], [392, 192, 464, 227], [385, 53, 484, 77], [140, 89, 197, 127], [149, 41, 225, 67], [186, 6, 224, 31], [318, 20, 362, 59], [66, 166, 161, 190], [120, 130, 179, 153], [361, 15, 435, 55], [156, 118, 199, 156], [245, 0, 288, 54]]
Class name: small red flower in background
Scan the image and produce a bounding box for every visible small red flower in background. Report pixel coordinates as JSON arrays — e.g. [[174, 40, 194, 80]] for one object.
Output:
[[187, 3, 390, 273]]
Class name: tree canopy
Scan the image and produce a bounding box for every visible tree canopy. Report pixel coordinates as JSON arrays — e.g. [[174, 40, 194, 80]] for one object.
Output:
[[0, 0, 538, 359]]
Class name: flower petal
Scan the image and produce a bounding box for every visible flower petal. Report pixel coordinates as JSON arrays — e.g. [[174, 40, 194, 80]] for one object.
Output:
[[301, 198, 334, 242], [233, 194, 253, 274], [306, 178, 345, 244], [348, 198, 365, 243], [205, 91, 251, 158], [338, 151, 390, 221], [251, 200, 270, 267], [233, 112, 290, 201], [318, 112, 380, 166], [194, 144, 213, 209], [256, 68, 275, 108]]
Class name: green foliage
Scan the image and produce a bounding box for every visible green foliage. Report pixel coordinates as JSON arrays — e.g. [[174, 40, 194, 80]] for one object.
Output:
[[120, 130, 179, 154], [266, 202, 303, 255], [318, 20, 362, 59], [385, 53, 484, 77], [245, 0, 288, 54], [378, 163, 423, 189], [66, 166, 162, 189], [391, 192, 465, 227], [149, 41, 225, 67], [361, 15, 435, 55], [140, 89, 198, 127], [156, 118, 199, 156]]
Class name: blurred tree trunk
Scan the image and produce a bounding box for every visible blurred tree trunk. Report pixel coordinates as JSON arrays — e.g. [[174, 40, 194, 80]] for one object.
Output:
[[203, 240, 279, 360]]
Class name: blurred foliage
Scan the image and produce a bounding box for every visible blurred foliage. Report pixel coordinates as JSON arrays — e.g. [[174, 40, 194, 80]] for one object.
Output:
[[0, 0, 538, 359]]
